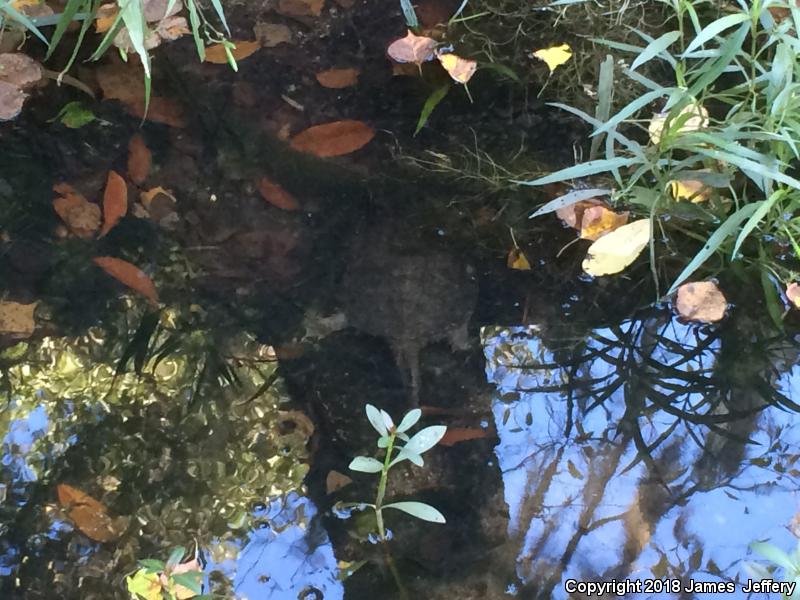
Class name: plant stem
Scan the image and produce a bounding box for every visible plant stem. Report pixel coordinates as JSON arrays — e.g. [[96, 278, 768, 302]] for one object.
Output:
[[374, 432, 395, 540]]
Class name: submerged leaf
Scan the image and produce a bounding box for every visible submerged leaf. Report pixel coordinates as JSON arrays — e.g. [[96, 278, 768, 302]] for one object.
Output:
[[290, 120, 375, 157], [57, 483, 127, 542], [0, 301, 37, 338], [204, 40, 260, 64], [439, 427, 490, 446], [99, 171, 128, 238], [315, 67, 359, 88], [581, 218, 651, 276], [507, 247, 531, 270], [674, 280, 727, 323], [257, 176, 301, 211], [128, 134, 152, 185], [53, 185, 101, 238], [93, 256, 159, 306]]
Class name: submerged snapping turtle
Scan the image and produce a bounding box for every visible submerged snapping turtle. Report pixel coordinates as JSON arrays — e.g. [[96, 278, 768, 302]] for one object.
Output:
[[341, 231, 478, 404]]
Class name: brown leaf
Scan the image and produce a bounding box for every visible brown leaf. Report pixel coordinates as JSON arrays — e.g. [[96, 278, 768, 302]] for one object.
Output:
[[56, 484, 127, 542], [276, 0, 324, 17], [0, 300, 37, 338], [127, 134, 152, 185], [439, 427, 491, 447], [95, 3, 118, 32], [315, 67, 359, 89], [126, 96, 186, 128], [0, 53, 43, 89], [326, 470, 353, 494], [506, 247, 530, 271], [204, 41, 261, 64], [556, 198, 604, 230], [579, 206, 629, 241], [143, 0, 183, 22], [53, 186, 101, 239], [96, 61, 145, 103], [257, 176, 301, 211], [99, 171, 128, 238], [253, 23, 293, 47], [387, 30, 437, 65], [290, 120, 375, 157], [674, 281, 727, 323], [0, 80, 25, 121], [93, 256, 159, 306]]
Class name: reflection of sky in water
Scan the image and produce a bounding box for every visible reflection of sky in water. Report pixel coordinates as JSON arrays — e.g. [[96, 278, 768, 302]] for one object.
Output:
[[208, 492, 343, 600], [483, 318, 800, 599]]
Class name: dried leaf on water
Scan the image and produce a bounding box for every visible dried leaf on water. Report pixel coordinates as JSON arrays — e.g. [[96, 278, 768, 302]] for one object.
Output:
[[387, 30, 437, 65], [276, 0, 324, 17], [126, 96, 186, 127], [56, 483, 127, 542], [674, 281, 727, 323], [257, 176, 301, 211], [53, 185, 101, 238], [204, 41, 261, 64], [290, 120, 375, 157], [579, 206, 629, 241], [93, 256, 159, 306], [581, 218, 651, 277], [437, 53, 477, 84], [439, 427, 490, 446], [99, 171, 128, 238], [532, 44, 572, 73], [556, 198, 605, 230], [128, 134, 152, 185], [0, 301, 37, 338], [315, 67, 359, 89], [326, 470, 353, 494], [506, 247, 531, 271]]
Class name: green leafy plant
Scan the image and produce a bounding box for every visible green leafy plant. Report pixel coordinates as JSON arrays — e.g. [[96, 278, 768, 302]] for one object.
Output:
[[348, 404, 447, 540], [127, 545, 207, 600], [747, 540, 800, 599], [523, 0, 800, 307]]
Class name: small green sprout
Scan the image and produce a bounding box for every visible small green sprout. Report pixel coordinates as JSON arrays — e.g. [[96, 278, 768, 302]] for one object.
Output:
[[348, 404, 447, 540]]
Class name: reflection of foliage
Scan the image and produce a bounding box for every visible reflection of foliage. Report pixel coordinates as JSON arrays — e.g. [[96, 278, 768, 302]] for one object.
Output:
[[0, 304, 310, 598], [127, 545, 205, 600]]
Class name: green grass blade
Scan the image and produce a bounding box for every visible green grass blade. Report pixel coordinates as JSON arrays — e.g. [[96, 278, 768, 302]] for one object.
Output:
[[513, 157, 638, 186], [415, 83, 449, 135], [682, 12, 749, 57], [694, 147, 800, 190], [590, 55, 614, 160], [686, 23, 748, 97], [400, 0, 418, 28], [591, 88, 674, 138], [530, 188, 611, 218], [668, 202, 760, 293], [760, 266, 785, 332], [58, 0, 98, 73], [0, 1, 49, 46], [89, 11, 124, 61], [630, 30, 680, 71], [732, 190, 784, 258], [119, 0, 150, 76], [46, 0, 86, 59], [186, 0, 205, 61], [209, 0, 230, 35]]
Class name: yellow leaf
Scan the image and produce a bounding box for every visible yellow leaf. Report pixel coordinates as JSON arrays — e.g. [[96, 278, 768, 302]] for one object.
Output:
[[127, 570, 163, 600], [648, 102, 708, 144], [579, 206, 629, 241], [532, 44, 572, 73], [668, 178, 712, 203], [437, 53, 477, 84], [506, 247, 531, 270], [582, 218, 651, 276]]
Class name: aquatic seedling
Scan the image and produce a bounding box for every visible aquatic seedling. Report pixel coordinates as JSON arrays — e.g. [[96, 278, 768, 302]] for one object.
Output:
[[349, 404, 447, 540]]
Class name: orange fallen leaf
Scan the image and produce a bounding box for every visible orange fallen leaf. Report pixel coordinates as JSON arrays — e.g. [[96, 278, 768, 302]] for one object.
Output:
[[507, 247, 531, 270], [674, 281, 727, 323], [579, 206, 629, 241], [93, 256, 159, 306], [53, 185, 101, 239], [127, 134, 152, 185], [556, 198, 605, 230], [126, 96, 186, 128], [96, 61, 145, 104], [56, 483, 127, 542], [439, 427, 491, 447], [204, 41, 261, 64], [95, 3, 118, 32], [140, 186, 176, 208], [257, 176, 301, 211], [315, 67, 360, 89], [276, 0, 324, 17], [99, 171, 128, 238], [387, 30, 437, 65], [437, 53, 477, 84], [787, 282, 800, 309], [290, 120, 375, 157], [326, 470, 353, 494]]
